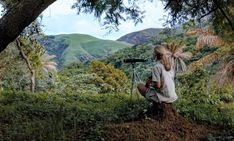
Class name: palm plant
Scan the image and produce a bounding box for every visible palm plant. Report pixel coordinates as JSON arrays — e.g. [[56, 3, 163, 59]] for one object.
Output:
[[215, 47, 234, 86], [40, 54, 57, 73], [186, 28, 227, 69], [186, 28, 233, 86], [163, 42, 193, 74], [186, 28, 224, 51]]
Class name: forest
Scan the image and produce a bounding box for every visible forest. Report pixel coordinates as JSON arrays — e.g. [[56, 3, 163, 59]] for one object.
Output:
[[0, 0, 233, 140]]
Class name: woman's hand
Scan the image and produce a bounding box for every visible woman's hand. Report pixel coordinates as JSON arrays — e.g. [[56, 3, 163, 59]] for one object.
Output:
[[145, 76, 152, 88], [155, 82, 161, 89]]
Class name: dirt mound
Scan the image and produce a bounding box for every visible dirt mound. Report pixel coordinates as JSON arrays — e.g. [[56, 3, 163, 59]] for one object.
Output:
[[102, 103, 219, 141]]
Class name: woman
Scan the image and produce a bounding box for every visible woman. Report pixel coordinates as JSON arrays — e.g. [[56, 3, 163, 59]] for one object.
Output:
[[137, 45, 177, 103]]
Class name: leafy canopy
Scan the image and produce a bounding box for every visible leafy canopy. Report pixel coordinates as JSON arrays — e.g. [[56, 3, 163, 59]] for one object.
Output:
[[162, 0, 234, 39], [72, 0, 145, 31]]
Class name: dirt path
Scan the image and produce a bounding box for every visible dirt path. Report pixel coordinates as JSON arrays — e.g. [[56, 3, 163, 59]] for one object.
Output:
[[101, 116, 219, 141]]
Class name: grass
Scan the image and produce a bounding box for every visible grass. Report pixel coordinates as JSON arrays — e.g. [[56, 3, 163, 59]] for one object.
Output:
[[81, 40, 131, 58], [43, 34, 132, 66], [0, 91, 148, 140]]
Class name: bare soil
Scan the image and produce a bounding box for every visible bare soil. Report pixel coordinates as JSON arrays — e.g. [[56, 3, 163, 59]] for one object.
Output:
[[101, 103, 222, 141]]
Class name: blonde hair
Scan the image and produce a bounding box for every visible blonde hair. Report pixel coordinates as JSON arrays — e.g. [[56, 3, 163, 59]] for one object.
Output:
[[154, 45, 172, 71]]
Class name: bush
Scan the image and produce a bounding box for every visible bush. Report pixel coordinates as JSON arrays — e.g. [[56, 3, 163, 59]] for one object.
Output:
[[56, 61, 130, 94], [175, 66, 234, 126], [0, 91, 148, 140]]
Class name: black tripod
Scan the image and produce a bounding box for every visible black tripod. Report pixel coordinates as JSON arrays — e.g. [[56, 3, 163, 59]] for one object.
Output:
[[129, 62, 141, 101], [123, 58, 147, 102]]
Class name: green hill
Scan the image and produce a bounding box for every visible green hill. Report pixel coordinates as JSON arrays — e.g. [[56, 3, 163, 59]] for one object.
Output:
[[117, 28, 163, 45], [40, 34, 132, 67]]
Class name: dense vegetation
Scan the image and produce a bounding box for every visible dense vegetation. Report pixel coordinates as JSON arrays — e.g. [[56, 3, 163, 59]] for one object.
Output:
[[0, 25, 233, 140], [0, 92, 148, 140]]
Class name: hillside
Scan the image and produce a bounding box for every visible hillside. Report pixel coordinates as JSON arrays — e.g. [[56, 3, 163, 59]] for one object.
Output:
[[117, 28, 163, 45], [40, 34, 132, 67]]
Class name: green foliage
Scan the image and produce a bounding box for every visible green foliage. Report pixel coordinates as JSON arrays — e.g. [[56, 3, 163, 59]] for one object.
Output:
[[90, 60, 130, 93], [0, 43, 31, 91], [104, 44, 155, 80], [72, 0, 146, 31], [57, 61, 130, 94], [0, 91, 148, 140], [162, 0, 234, 40], [0, 35, 56, 93], [56, 63, 100, 94], [175, 66, 234, 125], [0, 0, 19, 11]]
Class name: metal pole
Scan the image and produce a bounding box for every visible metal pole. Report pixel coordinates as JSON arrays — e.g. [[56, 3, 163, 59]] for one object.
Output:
[[130, 62, 135, 102]]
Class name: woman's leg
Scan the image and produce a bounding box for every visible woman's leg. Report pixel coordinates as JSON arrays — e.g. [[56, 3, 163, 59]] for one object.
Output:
[[137, 83, 148, 97]]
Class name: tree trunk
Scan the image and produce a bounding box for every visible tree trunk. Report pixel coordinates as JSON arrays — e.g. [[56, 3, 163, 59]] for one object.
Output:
[[15, 38, 36, 93], [31, 70, 36, 93], [0, 0, 56, 53]]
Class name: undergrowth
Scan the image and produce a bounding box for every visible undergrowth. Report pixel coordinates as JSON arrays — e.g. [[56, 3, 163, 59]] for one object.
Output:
[[0, 92, 148, 140]]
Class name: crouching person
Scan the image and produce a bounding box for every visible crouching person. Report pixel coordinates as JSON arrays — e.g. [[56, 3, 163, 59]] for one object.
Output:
[[137, 45, 178, 118]]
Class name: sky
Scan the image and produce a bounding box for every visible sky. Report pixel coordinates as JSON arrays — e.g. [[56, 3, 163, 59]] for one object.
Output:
[[41, 0, 167, 40], [0, 0, 168, 40]]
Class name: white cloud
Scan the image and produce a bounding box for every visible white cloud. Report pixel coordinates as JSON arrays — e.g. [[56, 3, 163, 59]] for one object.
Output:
[[43, 0, 76, 17], [42, 0, 167, 40]]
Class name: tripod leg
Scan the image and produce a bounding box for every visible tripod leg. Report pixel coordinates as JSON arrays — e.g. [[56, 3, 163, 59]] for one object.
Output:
[[134, 72, 141, 100], [130, 66, 135, 102]]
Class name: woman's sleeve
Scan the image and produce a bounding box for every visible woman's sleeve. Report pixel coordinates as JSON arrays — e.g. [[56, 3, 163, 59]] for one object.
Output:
[[152, 65, 161, 83]]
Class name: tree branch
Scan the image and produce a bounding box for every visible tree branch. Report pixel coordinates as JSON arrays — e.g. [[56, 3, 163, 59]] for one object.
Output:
[[0, 0, 56, 53], [213, 0, 234, 32], [15, 38, 33, 73], [198, 7, 218, 20], [15, 38, 36, 93]]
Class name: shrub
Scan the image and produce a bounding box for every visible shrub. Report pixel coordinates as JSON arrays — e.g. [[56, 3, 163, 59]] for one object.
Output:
[[175, 66, 234, 125]]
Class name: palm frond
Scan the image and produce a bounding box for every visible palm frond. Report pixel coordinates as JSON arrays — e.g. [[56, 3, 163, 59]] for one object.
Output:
[[195, 34, 224, 51], [40, 54, 57, 72], [176, 52, 193, 60], [175, 57, 187, 73], [186, 30, 198, 36], [215, 48, 234, 87], [163, 42, 192, 73], [188, 52, 219, 71], [186, 28, 224, 51], [41, 54, 56, 61], [42, 64, 57, 72], [215, 60, 234, 87]]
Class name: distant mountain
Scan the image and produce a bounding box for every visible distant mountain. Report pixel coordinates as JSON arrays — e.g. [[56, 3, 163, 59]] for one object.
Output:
[[117, 28, 163, 45], [40, 34, 132, 67]]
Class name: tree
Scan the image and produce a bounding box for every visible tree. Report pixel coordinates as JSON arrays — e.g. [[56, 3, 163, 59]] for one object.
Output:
[[162, 0, 234, 39], [0, 0, 56, 52], [15, 37, 37, 93]]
